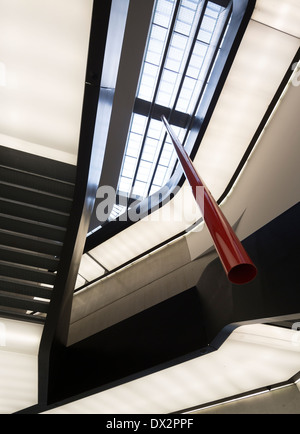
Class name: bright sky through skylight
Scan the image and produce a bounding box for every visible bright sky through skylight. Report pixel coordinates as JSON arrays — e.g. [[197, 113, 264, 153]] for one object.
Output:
[[115, 0, 228, 219]]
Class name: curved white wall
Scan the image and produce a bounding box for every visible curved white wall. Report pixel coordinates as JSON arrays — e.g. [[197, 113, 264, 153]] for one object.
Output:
[[0, 318, 43, 414]]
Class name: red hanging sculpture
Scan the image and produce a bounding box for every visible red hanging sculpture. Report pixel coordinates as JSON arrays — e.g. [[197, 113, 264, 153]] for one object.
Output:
[[162, 116, 257, 285]]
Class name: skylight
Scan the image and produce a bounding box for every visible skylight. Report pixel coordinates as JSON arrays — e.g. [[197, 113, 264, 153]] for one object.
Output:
[[112, 0, 231, 220]]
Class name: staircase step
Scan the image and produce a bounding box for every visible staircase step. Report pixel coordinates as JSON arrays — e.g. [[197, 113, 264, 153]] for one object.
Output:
[[0, 245, 59, 270], [0, 198, 70, 227], [0, 275, 53, 299], [0, 261, 56, 285], [0, 228, 63, 256], [0, 181, 73, 214], [0, 146, 77, 323], [0, 213, 66, 242], [0, 291, 49, 313], [0, 308, 46, 323], [0, 165, 75, 198], [0, 145, 77, 184]]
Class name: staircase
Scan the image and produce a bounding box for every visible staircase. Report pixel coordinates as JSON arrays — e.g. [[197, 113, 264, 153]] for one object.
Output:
[[0, 145, 76, 323]]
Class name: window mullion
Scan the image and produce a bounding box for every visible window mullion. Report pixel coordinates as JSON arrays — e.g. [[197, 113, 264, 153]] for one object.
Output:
[[169, 0, 209, 116], [128, 0, 181, 199], [181, 1, 233, 145]]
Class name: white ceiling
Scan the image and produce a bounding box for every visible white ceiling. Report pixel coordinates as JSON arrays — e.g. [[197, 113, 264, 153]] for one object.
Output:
[[251, 0, 300, 38], [0, 318, 43, 414], [0, 0, 93, 164]]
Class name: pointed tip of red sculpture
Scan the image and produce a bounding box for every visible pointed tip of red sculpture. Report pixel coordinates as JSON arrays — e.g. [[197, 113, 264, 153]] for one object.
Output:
[[228, 263, 257, 285], [162, 115, 258, 286]]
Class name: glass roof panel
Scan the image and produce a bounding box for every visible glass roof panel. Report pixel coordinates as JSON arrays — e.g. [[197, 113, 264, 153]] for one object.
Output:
[[121, 156, 137, 179], [109, 204, 127, 222], [154, 0, 176, 28], [115, 0, 231, 208], [119, 176, 132, 195], [132, 180, 148, 198], [126, 133, 143, 158]]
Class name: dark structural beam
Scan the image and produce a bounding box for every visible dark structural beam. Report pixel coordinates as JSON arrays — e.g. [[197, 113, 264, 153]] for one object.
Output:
[[38, 0, 114, 406]]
